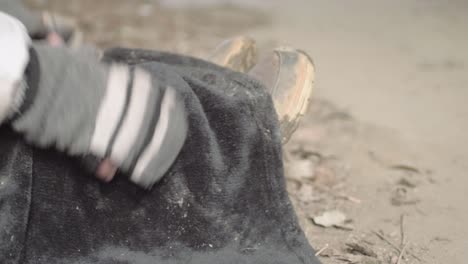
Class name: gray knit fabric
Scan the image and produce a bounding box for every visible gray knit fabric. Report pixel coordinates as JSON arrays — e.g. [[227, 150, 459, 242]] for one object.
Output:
[[11, 44, 188, 188], [13, 44, 107, 155]]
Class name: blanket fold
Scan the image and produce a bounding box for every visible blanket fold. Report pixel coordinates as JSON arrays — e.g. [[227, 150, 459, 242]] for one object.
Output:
[[0, 48, 321, 264]]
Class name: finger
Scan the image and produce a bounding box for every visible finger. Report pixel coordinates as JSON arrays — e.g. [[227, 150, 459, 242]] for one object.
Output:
[[95, 159, 118, 183]]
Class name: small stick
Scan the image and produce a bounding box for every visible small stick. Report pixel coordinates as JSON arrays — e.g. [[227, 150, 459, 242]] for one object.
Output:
[[337, 194, 362, 204], [373, 231, 422, 262], [400, 214, 405, 247], [314, 185, 362, 204], [315, 244, 329, 257], [397, 242, 409, 264], [373, 231, 401, 252]]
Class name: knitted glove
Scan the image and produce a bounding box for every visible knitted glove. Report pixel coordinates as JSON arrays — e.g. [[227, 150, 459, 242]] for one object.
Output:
[[0, 14, 187, 188]]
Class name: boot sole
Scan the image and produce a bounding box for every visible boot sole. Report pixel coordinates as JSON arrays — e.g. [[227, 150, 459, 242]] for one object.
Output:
[[271, 47, 315, 143]]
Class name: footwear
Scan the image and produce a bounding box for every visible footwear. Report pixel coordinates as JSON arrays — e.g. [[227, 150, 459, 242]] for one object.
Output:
[[42, 11, 83, 48], [249, 47, 315, 143], [208, 36, 258, 73]]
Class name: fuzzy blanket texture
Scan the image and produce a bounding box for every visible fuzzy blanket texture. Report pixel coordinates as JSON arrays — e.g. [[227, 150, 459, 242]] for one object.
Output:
[[0, 48, 321, 264]]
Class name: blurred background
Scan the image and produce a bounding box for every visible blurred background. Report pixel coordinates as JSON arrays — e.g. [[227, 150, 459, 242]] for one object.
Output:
[[26, 0, 468, 263]]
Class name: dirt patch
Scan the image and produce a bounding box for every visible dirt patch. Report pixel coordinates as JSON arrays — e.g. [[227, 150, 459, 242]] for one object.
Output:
[[285, 99, 431, 263], [27, 0, 269, 57]]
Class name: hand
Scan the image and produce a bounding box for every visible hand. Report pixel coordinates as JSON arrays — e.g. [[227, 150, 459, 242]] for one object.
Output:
[[46, 32, 64, 47]]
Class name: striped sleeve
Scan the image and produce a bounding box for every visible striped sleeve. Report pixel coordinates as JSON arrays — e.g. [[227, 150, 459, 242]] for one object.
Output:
[[89, 65, 188, 188], [10, 43, 186, 189]]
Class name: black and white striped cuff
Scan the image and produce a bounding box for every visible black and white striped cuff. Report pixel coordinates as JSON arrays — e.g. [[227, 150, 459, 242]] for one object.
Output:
[[90, 65, 187, 188]]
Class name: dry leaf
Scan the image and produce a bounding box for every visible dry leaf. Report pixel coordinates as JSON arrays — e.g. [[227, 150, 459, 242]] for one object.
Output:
[[312, 210, 347, 228]]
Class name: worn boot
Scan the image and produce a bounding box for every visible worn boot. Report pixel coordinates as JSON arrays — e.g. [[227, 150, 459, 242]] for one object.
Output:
[[208, 36, 258, 73], [249, 47, 315, 143]]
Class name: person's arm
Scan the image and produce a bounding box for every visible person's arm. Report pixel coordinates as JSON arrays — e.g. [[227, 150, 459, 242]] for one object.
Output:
[[0, 13, 187, 188], [15, 44, 188, 188]]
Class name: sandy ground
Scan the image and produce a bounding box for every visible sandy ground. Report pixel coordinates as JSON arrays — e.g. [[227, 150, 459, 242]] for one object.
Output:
[[27, 0, 468, 263]]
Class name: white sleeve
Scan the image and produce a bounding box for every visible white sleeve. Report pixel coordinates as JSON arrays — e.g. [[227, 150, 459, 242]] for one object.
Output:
[[0, 11, 31, 123]]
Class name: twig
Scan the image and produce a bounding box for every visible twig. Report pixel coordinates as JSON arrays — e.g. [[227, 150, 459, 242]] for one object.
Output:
[[400, 214, 405, 247], [314, 185, 362, 204], [345, 242, 377, 257], [390, 164, 421, 174], [315, 243, 329, 257], [372, 231, 401, 252], [337, 194, 362, 204], [397, 242, 409, 264], [373, 231, 422, 262]]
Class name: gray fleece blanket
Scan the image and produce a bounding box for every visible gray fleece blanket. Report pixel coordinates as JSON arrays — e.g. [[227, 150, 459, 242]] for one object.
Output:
[[0, 48, 321, 264]]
